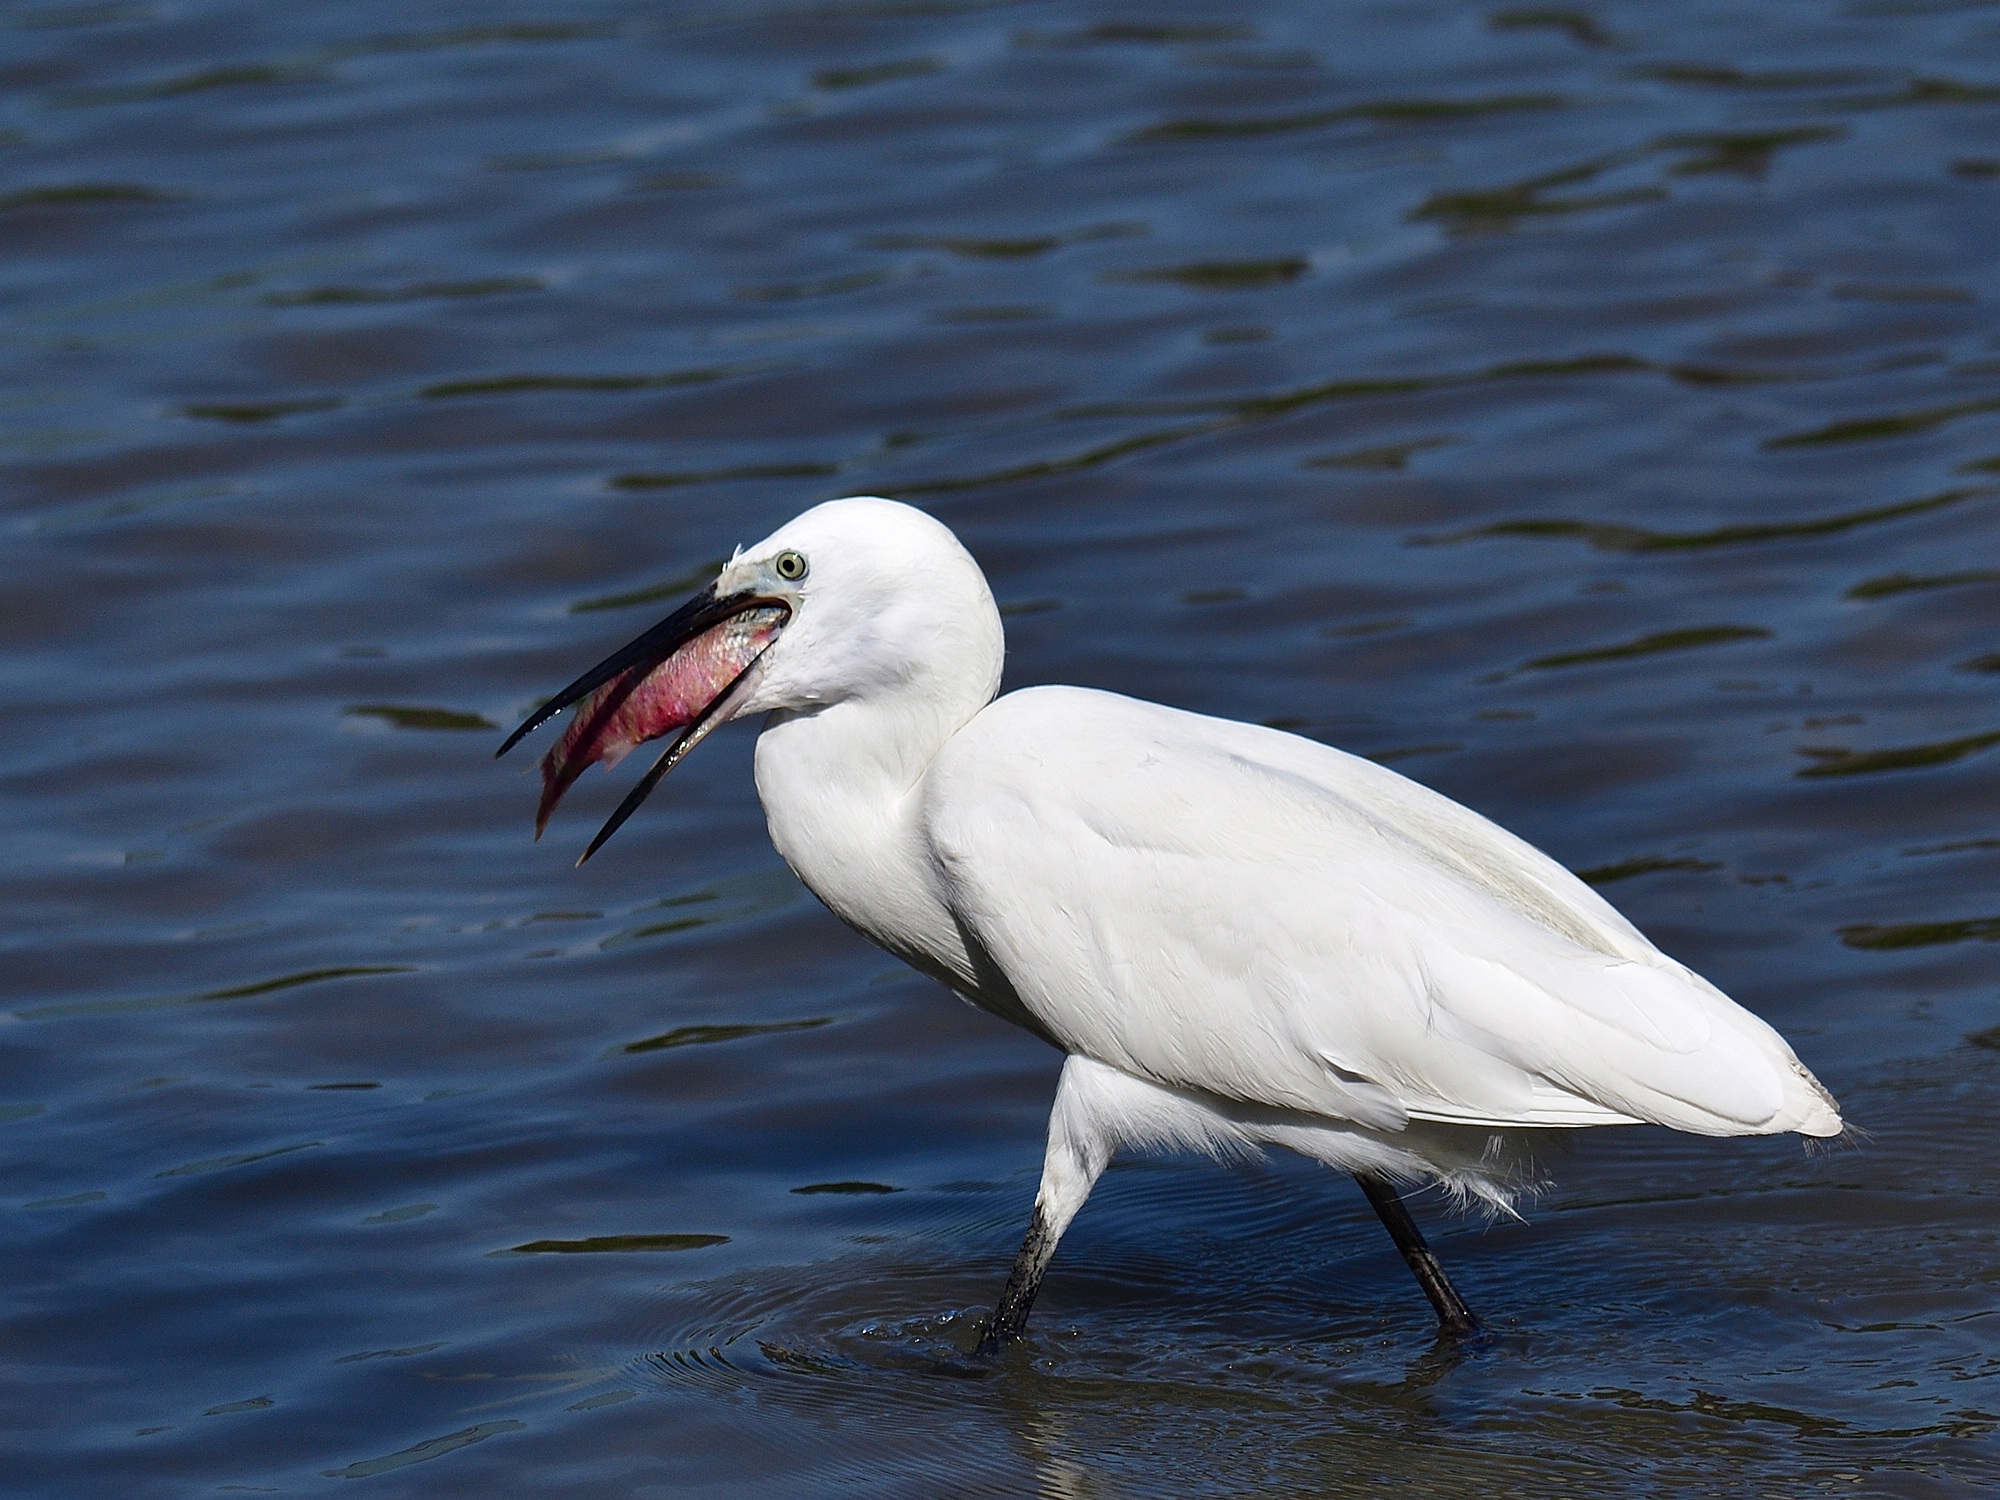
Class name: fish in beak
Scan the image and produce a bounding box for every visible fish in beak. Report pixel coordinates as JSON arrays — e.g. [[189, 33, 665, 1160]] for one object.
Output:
[[495, 582, 789, 864]]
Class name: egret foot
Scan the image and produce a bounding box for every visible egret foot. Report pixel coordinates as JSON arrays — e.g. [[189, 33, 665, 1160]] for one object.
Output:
[[1352, 1169, 1479, 1338]]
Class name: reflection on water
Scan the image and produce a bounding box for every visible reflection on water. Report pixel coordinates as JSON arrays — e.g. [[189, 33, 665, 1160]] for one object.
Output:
[[2, 0, 1997, 1494]]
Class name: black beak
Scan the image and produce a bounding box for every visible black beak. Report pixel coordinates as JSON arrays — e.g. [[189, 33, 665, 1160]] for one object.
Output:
[[495, 582, 787, 864], [495, 582, 768, 761]]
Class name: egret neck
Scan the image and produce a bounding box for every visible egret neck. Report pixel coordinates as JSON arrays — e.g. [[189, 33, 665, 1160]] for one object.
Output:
[[754, 687, 986, 991]]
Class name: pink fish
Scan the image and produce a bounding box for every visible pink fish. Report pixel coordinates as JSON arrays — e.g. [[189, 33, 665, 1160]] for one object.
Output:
[[535, 605, 787, 837]]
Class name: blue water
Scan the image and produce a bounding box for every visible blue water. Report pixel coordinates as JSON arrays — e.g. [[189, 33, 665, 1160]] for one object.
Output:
[[3, 1, 1998, 1494]]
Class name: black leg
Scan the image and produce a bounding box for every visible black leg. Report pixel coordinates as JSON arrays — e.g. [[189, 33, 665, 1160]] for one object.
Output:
[[1352, 1170, 1480, 1338], [974, 1206, 1056, 1356]]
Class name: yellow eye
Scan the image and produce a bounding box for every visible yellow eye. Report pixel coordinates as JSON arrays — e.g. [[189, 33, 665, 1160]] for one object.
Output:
[[773, 550, 808, 582]]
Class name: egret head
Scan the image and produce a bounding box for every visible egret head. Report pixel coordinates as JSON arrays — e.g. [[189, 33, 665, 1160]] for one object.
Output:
[[497, 496, 1001, 862]]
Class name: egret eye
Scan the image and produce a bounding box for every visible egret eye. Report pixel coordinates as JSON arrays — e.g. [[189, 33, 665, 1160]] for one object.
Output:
[[773, 550, 808, 582]]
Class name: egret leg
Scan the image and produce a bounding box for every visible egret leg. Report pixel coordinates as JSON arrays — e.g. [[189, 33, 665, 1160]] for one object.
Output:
[[974, 1055, 1115, 1356], [1351, 1169, 1479, 1338], [977, 1206, 1057, 1354]]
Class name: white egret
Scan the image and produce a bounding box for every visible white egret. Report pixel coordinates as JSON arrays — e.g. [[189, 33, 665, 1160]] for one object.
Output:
[[498, 496, 1841, 1351]]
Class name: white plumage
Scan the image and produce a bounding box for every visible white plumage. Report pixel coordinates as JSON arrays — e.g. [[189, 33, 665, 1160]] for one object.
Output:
[[508, 494, 1841, 1343]]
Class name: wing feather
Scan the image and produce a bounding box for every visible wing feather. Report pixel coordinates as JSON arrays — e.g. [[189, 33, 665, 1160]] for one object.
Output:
[[923, 687, 1834, 1138]]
